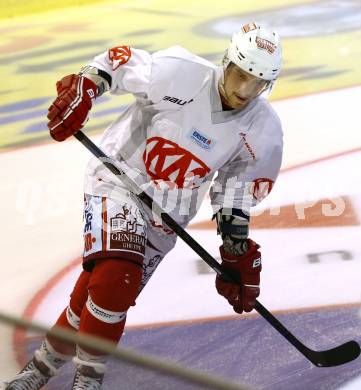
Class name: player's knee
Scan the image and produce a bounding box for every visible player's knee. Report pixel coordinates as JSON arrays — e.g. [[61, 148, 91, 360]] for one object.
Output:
[[69, 270, 91, 317], [87, 258, 143, 315]]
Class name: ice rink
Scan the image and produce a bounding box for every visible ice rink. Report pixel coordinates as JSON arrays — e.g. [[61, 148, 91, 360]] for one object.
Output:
[[1, 1, 361, 389]]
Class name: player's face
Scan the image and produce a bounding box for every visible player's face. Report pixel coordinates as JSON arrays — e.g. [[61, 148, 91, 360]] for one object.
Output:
[[220, 64, 270, 110]]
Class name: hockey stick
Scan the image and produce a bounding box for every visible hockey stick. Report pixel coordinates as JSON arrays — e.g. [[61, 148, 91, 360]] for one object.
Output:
[[74, 130, 360, 367]]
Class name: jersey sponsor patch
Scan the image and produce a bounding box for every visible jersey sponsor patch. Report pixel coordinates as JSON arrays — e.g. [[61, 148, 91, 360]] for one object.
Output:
[[109, 205, 146, 254], [110, 205, 145, 235], [251, 178, 274, 201], [83, 196, 97, 251], [143, 136, 210, 188], [84, 233, 96, 251], [108, 45, 132, 70], [187, 128, 215, 151], [110, 231, 146, 254]]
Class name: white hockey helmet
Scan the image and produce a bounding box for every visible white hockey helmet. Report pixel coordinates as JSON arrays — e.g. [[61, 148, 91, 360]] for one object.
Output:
[[223, 22, 282, 82]]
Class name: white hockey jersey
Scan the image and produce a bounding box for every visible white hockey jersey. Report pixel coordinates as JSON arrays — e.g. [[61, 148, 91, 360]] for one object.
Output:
[[84, 45, 283, 226]]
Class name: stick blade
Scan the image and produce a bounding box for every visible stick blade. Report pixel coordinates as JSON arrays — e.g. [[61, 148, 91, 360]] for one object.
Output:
[[308, 340, 360, 367]]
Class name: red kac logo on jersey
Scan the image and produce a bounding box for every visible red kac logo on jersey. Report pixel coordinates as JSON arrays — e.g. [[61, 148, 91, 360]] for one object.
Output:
[[251, 178, 274, 202], [143, 137, 210, 188], [108, 46, 132, 70]]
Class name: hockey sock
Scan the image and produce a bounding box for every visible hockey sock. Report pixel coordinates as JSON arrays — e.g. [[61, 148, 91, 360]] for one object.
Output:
[[78, 258, 142, 355], [47, 270, 91, 356]]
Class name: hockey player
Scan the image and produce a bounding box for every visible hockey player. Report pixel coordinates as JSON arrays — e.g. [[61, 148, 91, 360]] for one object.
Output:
[[2, 22, 282, 389]]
